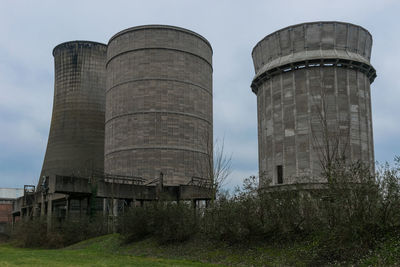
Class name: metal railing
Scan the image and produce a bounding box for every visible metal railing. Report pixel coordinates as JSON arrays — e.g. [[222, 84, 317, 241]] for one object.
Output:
[[91, 169, 146, 185], [187, 176, 213, 188]]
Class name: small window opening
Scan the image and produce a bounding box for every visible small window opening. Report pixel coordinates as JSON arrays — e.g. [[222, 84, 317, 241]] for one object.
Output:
[[277, 165, 283, 184]]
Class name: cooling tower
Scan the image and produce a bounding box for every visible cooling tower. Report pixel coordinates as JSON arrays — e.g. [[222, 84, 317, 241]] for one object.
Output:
[[38, 41, 107, 187], [105, 25, 213, 185], [251, 22, 376, 186]]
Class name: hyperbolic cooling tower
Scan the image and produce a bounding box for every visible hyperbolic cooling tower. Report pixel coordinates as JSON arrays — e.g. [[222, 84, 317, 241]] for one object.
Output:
[[105, 25, 213, 185], [251, 22, 376, 186], [38, 41, 107, 186]]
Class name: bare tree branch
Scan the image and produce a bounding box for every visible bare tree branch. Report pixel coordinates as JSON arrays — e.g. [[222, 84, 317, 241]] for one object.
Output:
[[197, 132, 232, 201], [310, 85, 349, 181]]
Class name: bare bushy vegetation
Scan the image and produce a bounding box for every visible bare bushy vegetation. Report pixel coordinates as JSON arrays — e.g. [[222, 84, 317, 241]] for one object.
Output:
[[116, 157, 400, 263], [118, 202, 197, 244], [11, 218, 47, 247], [11, 216, 107, 248]]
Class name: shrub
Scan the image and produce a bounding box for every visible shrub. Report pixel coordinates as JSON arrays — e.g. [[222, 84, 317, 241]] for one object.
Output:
[[11, 218, 48, 248], [152, 202, 197, 244], [202, 196, 252, 244], [51, 215, 108, 247], [201, 157, 400, 263], [118, 202, 197, 244], [11, 215, 107, 248], [118, 205, 153, 242]]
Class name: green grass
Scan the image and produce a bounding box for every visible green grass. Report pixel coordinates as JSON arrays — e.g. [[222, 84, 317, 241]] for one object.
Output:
[[358, 236, 400, 266], [2, 234, 310, 266], [114, 234, 400, 266], [0, 235, 219, 267], [3, 233, 400, 266], [113, 235, 315, 266]]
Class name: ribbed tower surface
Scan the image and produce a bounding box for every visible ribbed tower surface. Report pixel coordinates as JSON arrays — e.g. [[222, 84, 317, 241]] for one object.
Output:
[[105, 25, 213, 185], [251, 22, 376, 186], [39, 41, 107, 186]]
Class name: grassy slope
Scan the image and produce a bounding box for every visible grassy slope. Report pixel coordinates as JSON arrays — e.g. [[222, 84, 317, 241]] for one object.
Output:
[[72, 234, 400, 266], [122, 238, 309, 266], [2, 234, 400, 266], [69, 234, 315, 266], [0, 235, 218, 267]]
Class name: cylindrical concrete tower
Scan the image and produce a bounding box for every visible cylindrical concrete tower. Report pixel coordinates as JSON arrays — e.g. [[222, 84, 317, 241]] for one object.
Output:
[[38, 41, 107, 186], [105, 25, 213, 185], [251, 22, 376, 186]]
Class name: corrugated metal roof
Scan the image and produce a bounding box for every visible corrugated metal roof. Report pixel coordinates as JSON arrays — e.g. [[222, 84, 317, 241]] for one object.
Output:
[[0, 188, 24, 199]]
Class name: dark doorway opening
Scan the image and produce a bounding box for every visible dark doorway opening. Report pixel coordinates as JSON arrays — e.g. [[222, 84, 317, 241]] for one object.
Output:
[[277, 165, 283, 184]]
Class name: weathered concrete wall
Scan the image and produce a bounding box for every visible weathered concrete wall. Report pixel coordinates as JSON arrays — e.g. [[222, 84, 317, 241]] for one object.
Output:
[[105, 25, 213, 185], [38, 41, 107, 186], [251, 22, 376, 186]]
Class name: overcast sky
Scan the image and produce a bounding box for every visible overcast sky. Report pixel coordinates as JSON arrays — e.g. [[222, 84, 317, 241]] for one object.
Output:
[[0, 0, 399, 190]]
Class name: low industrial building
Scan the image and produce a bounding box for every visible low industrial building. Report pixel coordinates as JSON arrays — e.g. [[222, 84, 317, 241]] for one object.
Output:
[[0, 188, 23, 233]]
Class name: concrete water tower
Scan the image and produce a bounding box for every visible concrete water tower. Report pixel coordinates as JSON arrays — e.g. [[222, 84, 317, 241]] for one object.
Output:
[[251, 22, 376, 186], [105, 25, 213, 185]]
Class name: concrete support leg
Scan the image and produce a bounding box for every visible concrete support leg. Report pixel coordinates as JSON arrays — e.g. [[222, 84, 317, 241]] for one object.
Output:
[[36, 204, 41, 217], [79, 198, 84, 217], [47, 195, 53, 231], [113, 199, 118, 217], [103, 198, 107, 216], [41, 195, 46, 217], [192, 199, 198, 222], [87, 197, 90, 216], [65, 197, 70, 219], [32, 205, 37, 217]]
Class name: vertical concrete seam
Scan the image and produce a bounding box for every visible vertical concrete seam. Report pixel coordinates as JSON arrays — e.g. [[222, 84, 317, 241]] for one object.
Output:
[[357, 71, 363, 160], [270, 78, 275, 183], [280, 75, 285, 182], [346, 69, 353, 161], [292, 71, 298, 178], [334, 67, 339, 159], [306, 69, 312, 178]]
